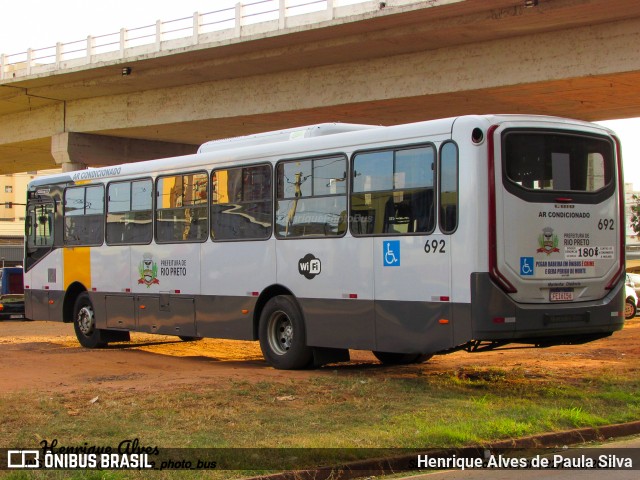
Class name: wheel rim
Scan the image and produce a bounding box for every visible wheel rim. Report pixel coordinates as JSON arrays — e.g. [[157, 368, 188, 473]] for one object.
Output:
[[77, 305, 95, 336], [625, 301, 634, 318], [267, 310, 293, 356]]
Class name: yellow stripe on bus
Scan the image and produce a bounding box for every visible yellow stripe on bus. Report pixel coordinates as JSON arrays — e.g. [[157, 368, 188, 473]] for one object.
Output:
[[63, 247, 91, 290]]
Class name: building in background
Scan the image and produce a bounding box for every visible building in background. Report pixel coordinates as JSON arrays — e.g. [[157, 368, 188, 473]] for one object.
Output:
[[624, 182, 640, 272], [0, 169, 60, 266], [625, 183, 640, 243]]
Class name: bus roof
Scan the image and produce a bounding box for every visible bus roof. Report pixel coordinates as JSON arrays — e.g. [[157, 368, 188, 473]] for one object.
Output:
[[27, 115, 613, 189], [197, 123, 380, 154]]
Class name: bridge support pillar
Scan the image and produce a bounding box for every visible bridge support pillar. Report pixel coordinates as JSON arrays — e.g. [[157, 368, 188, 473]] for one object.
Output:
[[51, 132, 198, 172]]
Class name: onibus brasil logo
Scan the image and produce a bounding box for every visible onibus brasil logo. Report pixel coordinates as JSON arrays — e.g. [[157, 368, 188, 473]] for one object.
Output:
[[138, 254, 160, 287]]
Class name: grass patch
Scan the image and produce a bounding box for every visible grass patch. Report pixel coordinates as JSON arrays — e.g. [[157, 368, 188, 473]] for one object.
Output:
[[1, 367, 639, 479]]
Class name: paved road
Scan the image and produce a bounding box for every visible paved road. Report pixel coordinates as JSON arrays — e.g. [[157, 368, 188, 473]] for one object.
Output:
[[400, 436, 640, 480]]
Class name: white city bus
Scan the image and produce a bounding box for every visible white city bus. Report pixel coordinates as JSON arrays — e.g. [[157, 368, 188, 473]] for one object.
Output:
[[24, 115, 626, 369]]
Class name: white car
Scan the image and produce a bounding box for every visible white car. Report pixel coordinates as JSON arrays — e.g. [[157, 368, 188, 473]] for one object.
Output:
[[625, 276, 638, 320]]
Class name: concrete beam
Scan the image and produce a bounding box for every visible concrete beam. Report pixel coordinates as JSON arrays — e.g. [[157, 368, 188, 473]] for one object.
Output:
[[51, 132, 198, 172], [60, 16, 640, 135], [2, 0, 640, 174], [0, 103, 63, 145]]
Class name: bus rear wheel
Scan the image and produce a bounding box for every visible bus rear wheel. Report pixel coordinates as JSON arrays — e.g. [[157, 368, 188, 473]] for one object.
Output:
[[372, 351, 432, 365], [259, 295, 312, 370], [73, 292, 107, 348]]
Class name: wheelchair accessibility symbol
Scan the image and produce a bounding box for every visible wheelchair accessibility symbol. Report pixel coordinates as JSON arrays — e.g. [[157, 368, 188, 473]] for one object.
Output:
[[383, 241, 400, 267], [520, 257, 534, 276]]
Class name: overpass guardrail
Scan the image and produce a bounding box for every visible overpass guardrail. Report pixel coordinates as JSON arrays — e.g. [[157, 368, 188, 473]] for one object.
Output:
[[0, 0, 424, 80]]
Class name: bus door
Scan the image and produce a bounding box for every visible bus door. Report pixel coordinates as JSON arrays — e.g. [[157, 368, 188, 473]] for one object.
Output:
[[373, 234, 451, 353], [490, 123, 622, 325], [353, 143, 453, 354], [24, 200, 56, 320]]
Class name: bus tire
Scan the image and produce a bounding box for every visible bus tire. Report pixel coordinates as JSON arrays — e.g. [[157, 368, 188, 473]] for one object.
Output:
[[73, 292, 107, 348], [625, 298, 636, 320], [372, 351, 433, 365], [259, 295, 312, 370]]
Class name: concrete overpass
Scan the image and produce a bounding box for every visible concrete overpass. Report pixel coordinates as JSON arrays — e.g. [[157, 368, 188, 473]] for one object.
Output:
[[1, 0, 640, 173]]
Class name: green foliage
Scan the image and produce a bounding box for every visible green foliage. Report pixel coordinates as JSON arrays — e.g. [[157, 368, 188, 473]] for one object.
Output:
[[1, 368, 639, 479], [630, 193, 640, 236]]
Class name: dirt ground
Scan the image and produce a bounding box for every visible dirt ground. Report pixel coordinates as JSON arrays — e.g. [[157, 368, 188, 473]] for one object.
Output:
[[1, 317, 639, 394]]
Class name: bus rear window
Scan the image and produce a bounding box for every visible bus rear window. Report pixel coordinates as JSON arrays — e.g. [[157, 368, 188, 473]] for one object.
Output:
[[503, 131, 614, 194]]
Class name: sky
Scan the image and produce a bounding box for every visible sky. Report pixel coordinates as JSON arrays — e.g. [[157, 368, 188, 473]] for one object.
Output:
[[1, 0, 639, 189]]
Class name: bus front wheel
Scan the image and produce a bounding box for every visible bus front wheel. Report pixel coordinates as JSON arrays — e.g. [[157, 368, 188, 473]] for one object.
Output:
[[372, 351, 432, 365], [73, 292, 107, 348], [259, 295, 312, 370]]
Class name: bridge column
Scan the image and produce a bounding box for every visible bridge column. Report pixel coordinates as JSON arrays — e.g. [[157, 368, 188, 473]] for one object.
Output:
[[51, 132, 198, 172]]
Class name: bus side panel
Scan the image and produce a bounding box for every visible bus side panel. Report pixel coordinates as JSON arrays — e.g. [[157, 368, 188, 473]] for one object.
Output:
[[298, 298, 375, 350], [374, 301, 453, 354], [198, 240, 276, 339], [26, 289, 49, 321], [448, 126, 490, 347], [130, 245, 201, 296], [24, 249, 64, 322], [105, 295, 136, 330], [92, 245, 130, 297], [196, 295, 256, 340], [136, 294, 197, 337], [276, 236, 376, 350], [372, 235, 453, 354]]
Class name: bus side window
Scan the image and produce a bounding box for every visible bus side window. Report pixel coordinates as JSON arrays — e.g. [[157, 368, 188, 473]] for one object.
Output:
[[107, 179, 153, 245], [156, 172, 208, 243], [350, 145, 435, 236], [439, 142, 458, 234], [211, 164, 272, 241], [64, 185, 104, 246], [275, 155, 347, 238]]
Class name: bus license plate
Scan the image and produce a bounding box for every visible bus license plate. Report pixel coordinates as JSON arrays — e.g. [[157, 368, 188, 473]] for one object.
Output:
[[550, 288, 574, 302]]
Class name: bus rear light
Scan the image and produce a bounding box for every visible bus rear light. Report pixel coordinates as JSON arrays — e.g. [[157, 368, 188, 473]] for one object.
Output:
[[440, 296, 450, 302], [48, 300, 54, 305], [438, 319, 449, 324], [174, 290, 181, 294]]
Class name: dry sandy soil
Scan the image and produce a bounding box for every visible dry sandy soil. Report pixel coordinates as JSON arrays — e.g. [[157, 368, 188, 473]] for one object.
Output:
[[1, 318, 639, 393]]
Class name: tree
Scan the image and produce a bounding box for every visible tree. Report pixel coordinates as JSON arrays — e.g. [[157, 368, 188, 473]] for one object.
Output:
[[630, 194, 640, 237]]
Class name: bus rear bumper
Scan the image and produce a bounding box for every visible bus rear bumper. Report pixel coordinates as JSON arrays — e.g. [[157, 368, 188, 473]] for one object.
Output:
[[470, 273, 625, 344]]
